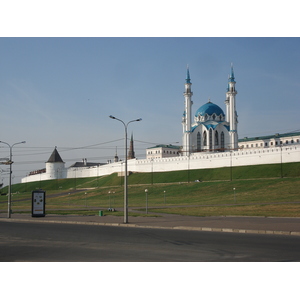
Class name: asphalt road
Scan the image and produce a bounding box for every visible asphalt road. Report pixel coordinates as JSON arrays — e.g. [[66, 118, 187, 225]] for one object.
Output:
[[1, 221, 300, 262]]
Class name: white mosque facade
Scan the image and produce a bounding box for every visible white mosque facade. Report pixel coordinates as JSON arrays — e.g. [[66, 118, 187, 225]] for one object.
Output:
[[21, 66, 300, 184]]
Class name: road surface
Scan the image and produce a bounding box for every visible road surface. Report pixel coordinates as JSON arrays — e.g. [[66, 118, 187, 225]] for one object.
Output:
[[1, 221, 300, 261]]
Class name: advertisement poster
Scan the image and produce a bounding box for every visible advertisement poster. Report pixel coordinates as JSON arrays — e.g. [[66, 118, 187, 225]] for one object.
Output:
[[32, 191, 45, 217]]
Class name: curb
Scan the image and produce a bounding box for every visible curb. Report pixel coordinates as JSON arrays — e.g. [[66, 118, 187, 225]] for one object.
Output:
[[1, 218, 300, 236]]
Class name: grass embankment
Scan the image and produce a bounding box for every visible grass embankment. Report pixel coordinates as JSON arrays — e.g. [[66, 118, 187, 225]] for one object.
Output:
[[1, 162, 300, 217]]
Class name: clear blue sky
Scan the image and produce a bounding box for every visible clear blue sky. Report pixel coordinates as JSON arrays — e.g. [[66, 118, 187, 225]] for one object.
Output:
[[1, 37, 300, 184]]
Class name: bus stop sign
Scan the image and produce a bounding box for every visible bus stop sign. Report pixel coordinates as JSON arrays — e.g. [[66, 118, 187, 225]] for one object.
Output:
[[32, 190, 46, 217]]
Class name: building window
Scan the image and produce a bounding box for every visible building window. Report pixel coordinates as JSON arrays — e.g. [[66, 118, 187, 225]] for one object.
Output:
[[221, 132, 225, 150], [203, 131, 207, 146], [215, 130, 219, 146], [265, 142, 268, 146], [197, 132, 201, 151], [209, 129, 213, 151], [286, 141, 289, 144]]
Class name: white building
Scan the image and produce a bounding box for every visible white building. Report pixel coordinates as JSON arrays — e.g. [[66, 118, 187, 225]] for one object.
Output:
[[146, 144, 181, 160], [239, 132, 300, 149]]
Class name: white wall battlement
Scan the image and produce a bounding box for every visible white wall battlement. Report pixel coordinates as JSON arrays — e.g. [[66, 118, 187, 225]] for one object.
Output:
[[21, 145, 300, 183]]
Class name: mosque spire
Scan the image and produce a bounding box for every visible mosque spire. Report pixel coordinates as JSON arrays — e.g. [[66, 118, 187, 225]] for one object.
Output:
[[182, 65, 193, 156], [229, 63, 235, 82], [186, 65, 191, 83], [227, 63, 238, 150]]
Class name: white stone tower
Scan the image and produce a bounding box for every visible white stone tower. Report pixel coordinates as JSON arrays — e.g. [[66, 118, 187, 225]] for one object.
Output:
[[182, 66, 193, 156], [226, 64, 238, 150], [45, 147, 65, 180]]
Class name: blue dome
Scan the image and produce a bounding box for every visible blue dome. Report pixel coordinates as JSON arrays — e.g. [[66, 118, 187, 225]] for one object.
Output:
[[195, 102, 224, 117]]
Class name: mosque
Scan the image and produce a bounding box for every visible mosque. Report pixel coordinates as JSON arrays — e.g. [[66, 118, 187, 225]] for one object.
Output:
[[182, 65, 238, 155], [21, 65, 300, 183]]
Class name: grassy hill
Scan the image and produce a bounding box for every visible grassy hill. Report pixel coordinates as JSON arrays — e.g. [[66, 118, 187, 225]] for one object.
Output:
[[1, 162, 300, 217]]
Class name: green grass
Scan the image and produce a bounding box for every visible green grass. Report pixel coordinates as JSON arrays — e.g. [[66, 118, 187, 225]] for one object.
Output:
[[148, 203, 300, 218], [1, 162, 300, 217]]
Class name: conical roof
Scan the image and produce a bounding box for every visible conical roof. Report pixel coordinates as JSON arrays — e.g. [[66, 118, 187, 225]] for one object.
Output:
[[47, 147, 64, 163]]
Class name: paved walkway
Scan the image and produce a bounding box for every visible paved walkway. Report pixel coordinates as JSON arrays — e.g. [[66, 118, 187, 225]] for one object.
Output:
[[1, 211, 300, 236]]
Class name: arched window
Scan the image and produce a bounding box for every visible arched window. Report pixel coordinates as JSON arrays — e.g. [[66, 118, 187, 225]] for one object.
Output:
[[209, 129, 213, 151], [203, 131, 207, 146], [221, 131, 225, 151], [215, 130, 219, 146], [197, 132, 201, 151]]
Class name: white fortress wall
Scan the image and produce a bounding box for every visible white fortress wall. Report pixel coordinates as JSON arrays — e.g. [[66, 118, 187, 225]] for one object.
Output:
[[134, 145, 300, 173], [21, 145, 300, 183]]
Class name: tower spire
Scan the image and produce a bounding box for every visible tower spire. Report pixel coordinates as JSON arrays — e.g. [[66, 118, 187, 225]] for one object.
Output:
[[114, 147, 119, 162], [127, 133, 135, 159], [229, 63, 235, 82], [182, 66, 193, 156], [186, 65, 191, 83], [226, 63, 238, 150]]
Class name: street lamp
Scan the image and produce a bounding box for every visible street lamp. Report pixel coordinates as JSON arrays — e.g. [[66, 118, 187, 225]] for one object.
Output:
[[108, 190, 111, 209], [145, 189, 148, 214], [0, 140, 26, 218], [233, 187, 236, 204], [109, 115, 142, 223]]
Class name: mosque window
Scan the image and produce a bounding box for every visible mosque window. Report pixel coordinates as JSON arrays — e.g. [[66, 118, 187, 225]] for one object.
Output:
[[221, 132, 225, 150], [286, 140, 289, 144], [197, 132, 201, 151], [215, 131, 219, 146], [209, 129, 213, 151], [203, 131, 207, 146]]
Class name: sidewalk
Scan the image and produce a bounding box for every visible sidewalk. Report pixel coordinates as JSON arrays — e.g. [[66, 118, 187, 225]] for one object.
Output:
[[1, 211, 300, 236]]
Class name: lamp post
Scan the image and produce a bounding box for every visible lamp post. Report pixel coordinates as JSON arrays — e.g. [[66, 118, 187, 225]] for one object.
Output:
[[233, 187, 236, 204], [0, 140, 26, 218], [109, 115, 142, 223], [108, 190, 111, 209], [164, 190, 166, 205], [145, 189, 148, 214]]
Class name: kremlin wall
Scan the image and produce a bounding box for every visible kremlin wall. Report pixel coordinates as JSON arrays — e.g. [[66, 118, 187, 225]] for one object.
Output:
[[21, 140, 300, 184]]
